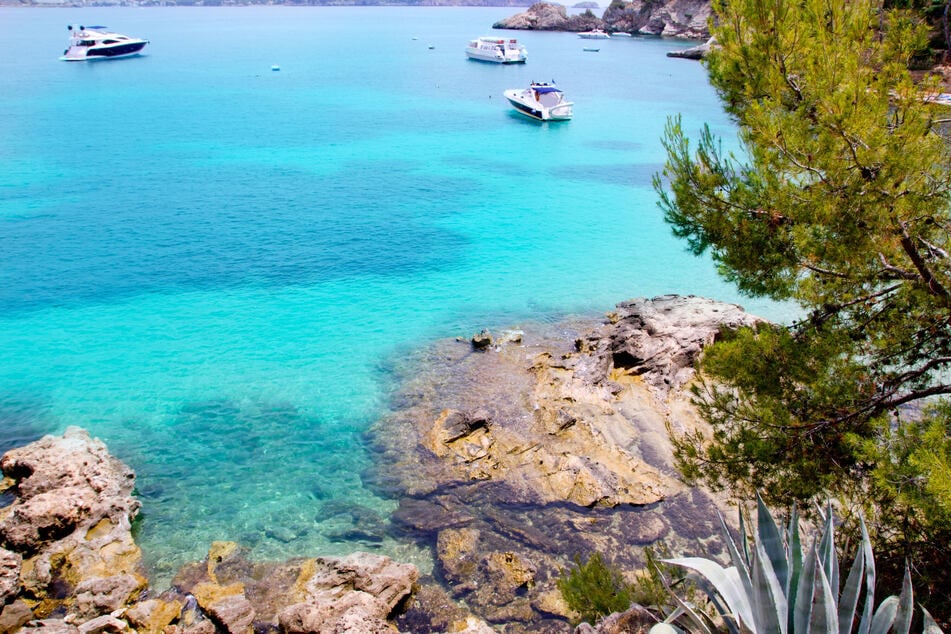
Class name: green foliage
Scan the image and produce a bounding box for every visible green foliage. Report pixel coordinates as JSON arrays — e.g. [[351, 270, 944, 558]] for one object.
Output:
[[557, 552, 634, 624], [630, 544, 706, 610], [655, 496, 945, 634], [653, 0, 951, 619]]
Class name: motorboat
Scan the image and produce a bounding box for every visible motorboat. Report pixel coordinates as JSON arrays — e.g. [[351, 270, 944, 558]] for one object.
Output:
[[466, 36, 527, 64], [578, 29, 610, 39], [503, 82, 573, 121], [60, 25, 148, 61]]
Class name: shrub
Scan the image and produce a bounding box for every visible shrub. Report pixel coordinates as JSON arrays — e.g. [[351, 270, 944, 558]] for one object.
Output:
[[557, 552, 634, 624]]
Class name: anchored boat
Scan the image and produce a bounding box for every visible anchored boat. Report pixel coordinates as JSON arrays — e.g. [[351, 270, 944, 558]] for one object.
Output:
[[60, 25, 148, 61], [466, 36, 527, 64], [503, 82, 573, 121]]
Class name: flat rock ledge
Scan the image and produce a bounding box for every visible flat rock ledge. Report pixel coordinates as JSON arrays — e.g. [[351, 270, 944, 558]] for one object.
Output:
[[0, 429, 447, 634], [493, 0, 712, 39], [368, 294, 764, 632]]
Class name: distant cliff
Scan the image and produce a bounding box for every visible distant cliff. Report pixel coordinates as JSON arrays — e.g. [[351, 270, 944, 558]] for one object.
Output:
[[494, 0, 712, 39]]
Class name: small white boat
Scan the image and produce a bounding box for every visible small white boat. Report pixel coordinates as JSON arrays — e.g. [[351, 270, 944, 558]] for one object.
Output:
[[504, 82, 573, 121], [466, 36, 527, 64], [578, 29, 610, 39], [60, 25, 148, 61]]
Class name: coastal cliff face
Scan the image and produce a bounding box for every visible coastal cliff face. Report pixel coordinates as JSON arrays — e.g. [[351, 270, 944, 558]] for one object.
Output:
[[494, 0, 712, 38]]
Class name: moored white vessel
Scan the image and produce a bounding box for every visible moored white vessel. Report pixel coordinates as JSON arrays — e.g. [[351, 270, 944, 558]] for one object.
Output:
[[465, 36, 527, 64], [503, 82, 573, 121], [578, 29, 610, 39], [60, 25, 148, 61]]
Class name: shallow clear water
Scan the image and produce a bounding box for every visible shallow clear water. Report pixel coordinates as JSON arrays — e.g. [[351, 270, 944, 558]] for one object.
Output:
[[0, 6, 784, 584]]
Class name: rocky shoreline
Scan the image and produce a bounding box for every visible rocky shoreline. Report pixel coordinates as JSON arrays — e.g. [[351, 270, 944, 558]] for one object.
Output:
[[0, 295, 762, 633], [493, 0, 712, 40]]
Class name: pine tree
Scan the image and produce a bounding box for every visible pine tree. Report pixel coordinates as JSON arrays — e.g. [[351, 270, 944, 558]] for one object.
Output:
[[654, 0, 951, 616]]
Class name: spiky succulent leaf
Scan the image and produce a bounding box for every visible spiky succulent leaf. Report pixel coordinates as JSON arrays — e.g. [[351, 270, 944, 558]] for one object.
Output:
[[718, 510, 754, 605], [665, 557, 753, 631], [811, 556, 839, 634], [856, 519, 877, 634], [757, 493, 789, 595], [922, 607, 944, 634], [869, 596, 899, 634], [751, 538, 787, 634], [794, 544, 818, 634], [786, 504, 803, 634], [837, 536, 866, 634], [893, 566, 913, 634], [817, 505, 839, 602]]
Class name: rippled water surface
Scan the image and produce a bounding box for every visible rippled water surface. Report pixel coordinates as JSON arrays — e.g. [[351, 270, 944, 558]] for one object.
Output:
[[0, 6, 784, 584]]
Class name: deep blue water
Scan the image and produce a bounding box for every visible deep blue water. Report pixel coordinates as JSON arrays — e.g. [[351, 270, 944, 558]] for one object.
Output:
[[0, 6, 781, 584]]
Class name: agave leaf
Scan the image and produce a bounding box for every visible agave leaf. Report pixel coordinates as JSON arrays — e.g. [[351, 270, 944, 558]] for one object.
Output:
[[794, 543, 818, 634], [651, 623, 685, 634], [718, 510, 754, 602], [750, 538, 787, 634], [811, 553, 840, 634], [816, 504, 839, 600], [836, 532, 866, 634], [893, 565, 913, 634], [656, 565, 717, 634], [856, 517, 877, 634], [869, 596, 898, 634], [757, 493, 789, 596], [665, 557, 754, 630], [921, 606, 944, 634], [786, 504, 803, 634]]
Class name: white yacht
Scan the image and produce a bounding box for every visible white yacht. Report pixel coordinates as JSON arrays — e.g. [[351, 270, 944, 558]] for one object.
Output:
[[465, 36, 527, 64], [578, 29, 610, 39], [60, 25, 148, 61], [504, 82, 573, 121]]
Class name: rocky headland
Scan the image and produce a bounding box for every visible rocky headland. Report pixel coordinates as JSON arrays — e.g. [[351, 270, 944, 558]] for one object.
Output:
[[367, 294, 763, 632], [493, 0, 712, 39], [0, 295, 763, 633]]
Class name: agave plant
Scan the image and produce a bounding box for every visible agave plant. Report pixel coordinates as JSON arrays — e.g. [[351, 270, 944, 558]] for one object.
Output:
[[651, 496, 944, 634]]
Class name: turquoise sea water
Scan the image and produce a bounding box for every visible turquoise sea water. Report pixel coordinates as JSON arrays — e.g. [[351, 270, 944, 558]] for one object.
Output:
[[0, 7, 785, 584]]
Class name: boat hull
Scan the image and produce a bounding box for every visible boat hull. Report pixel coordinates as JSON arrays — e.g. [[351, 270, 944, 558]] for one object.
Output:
[[465, 50, 526, 64], [62, 40, 147, 61], [504, 89, 573, 121]]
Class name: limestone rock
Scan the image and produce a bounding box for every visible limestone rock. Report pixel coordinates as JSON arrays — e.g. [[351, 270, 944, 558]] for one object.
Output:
[[73, 574, 143, 622], [493, 2, 605, 32], [602, 0, 711, 38], [0, 547, 21, 603], [574, 295, 764, 394], [368, 294, 761, 628], [667, 36, 715, 59], [0, 427, 147, 623], [494, 0, 712, 38], [19, 620, 80, 633], [0, 599, 32, 633], [176, 544, 417, 634], [124, 598, 185, 634]]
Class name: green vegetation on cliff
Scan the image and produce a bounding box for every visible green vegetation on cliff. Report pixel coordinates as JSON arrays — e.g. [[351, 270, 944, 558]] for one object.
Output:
[[654, 0, 951, 618]]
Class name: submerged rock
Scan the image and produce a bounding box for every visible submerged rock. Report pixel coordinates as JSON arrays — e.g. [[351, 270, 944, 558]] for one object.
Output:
[[0, 430, 432, 634]]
